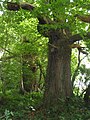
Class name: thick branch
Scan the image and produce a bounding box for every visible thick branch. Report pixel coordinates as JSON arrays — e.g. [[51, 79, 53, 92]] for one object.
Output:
[[7, 2, 51, 25], [69, 32, 90, 43], [75, 14, 90, 23], [20, 3, 34, 11], [7, 2, 34, 11]]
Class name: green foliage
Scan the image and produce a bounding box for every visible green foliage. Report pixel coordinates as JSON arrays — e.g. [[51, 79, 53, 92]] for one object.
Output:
[[0, 0, 90, 120], [1, 93, 90, 120], [0, 91, 43, 120], [1, 109, 13, 120], [28, 97, 90, 120]]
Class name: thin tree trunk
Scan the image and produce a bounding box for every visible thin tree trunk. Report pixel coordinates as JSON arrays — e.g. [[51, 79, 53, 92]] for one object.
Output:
[[19, 55, 26, 94]]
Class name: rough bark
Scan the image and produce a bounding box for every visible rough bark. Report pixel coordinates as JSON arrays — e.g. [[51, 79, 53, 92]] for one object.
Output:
[[44, 30, 73, 106]]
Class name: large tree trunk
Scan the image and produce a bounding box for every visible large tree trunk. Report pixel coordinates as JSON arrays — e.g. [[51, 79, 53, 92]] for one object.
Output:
[[44, 29, 73, 106]]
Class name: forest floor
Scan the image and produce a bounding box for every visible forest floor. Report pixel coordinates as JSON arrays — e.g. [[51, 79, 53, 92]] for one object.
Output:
[[0, 91, 90, 120]]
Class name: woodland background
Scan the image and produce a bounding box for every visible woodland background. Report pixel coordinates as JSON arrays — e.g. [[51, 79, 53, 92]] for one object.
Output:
[[0, 0, 90, 119]]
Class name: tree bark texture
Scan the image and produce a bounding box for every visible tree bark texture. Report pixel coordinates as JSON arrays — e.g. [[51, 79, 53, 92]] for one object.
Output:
[[44, 30, 73, 106]]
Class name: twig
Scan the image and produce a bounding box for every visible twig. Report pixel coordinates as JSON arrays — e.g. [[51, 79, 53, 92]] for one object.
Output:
[[48, 43, 58, 49]]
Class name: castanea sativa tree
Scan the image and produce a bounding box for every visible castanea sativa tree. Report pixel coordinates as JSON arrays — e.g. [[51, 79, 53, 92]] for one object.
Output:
[[6, 1, 90, 107]]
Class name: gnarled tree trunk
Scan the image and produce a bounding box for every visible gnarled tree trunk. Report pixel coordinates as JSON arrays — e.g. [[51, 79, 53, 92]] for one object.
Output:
[[44, 29, 73, 106]]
